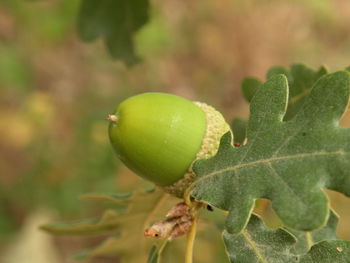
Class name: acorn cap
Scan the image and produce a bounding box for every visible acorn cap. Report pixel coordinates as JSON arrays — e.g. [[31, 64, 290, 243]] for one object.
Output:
[[163, 101, 232, 197], [108, 93, 232, 196]]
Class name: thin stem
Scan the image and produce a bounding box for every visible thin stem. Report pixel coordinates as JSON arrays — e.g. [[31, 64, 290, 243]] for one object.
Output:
[[185, 218, 197, 263], [158, 239, 168, 254], [305, 232, 313, 250], [157, 238, 169, 263], [184, 188, 193, 206]]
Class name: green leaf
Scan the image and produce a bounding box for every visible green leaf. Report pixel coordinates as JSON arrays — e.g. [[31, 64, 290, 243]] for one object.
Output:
[[231, 118, 247, 144], [223, 213, 350, 263], [71, 251, 90, 260], [241, 78, 262, 102], [77, 0, 150, 66], [40, 191, 132, 235], [80, 191, 133, 203], [223, 214, 297, 263], [283, 64, 328, 120], [289, 210, 339, 254], [242, 64, 328, 121], [42, 188, 178, 262], [146, 244, 171, 263], [40, 210, 123, 235], [238, 64, 328, 144], [147, 246, 159, 263], [191, 71, 350, 233], [266, 66, 292, 81], [299, 240, 350, 263]]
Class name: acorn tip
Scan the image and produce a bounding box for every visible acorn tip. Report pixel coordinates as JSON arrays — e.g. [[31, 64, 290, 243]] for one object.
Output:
[[107, 114, 118, 122]]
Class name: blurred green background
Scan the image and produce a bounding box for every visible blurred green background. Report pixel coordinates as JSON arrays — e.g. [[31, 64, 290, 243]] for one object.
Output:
[[0, 0, 350, 262]]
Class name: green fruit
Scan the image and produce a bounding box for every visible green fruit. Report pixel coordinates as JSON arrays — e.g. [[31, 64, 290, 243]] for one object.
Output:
[[108, 93, 232, 197]]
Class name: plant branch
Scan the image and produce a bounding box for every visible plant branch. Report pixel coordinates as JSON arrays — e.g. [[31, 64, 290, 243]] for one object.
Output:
[[185, 217, 197, 263]]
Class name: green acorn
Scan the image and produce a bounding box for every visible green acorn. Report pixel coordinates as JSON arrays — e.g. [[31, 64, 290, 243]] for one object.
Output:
[[108, 93, 232, 197]]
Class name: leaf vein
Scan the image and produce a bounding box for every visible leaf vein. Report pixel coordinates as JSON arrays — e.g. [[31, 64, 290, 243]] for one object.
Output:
[[289, 88, 311, 105], [271, 125, 304, 157], [241, 229, 269, 263], [192, 151, 345, 190], [265, 162, 306, 208]]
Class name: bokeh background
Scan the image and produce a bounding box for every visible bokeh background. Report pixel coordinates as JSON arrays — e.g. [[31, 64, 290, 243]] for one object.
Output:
[[1, 0, 350, 262]]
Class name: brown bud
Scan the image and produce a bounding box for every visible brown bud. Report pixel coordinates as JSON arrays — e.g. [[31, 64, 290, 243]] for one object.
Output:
[[169, 221, 193, 240], [144, 220, 175, 239], [166, 202, 190, 218]]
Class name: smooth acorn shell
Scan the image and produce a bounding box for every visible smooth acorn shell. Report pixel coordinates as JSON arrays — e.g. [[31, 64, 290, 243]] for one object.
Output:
[[108, 93, 207, 186]]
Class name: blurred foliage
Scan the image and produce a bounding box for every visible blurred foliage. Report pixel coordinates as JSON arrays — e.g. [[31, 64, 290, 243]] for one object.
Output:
[[41, 190, 230, 262], [78, 0, 150, 66], [0, 0, 120, 237], [41, 189, 177, 262], [0, 0, 350, 262]]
